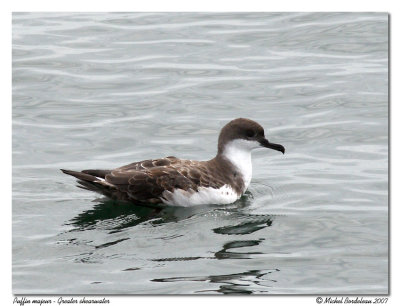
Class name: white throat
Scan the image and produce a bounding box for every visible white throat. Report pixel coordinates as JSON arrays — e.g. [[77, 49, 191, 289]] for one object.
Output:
[[222, 139, 257, 191]]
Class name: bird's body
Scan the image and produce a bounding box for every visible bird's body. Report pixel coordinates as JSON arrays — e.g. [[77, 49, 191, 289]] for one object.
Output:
[[62, 118, 284, 207]]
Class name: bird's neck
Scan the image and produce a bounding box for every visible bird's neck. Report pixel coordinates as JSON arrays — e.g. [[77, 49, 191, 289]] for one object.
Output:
[[218, 141, 253, 191]]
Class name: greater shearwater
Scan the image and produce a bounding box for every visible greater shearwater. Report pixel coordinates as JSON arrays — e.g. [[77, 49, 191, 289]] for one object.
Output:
[[61, 118, 285, 206]]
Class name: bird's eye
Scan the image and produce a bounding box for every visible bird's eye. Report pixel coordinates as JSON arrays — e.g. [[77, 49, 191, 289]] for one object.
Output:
[[246, 129, 255, 138]]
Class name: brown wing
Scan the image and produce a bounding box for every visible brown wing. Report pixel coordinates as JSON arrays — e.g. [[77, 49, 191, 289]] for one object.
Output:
[[116, 156, 179, 171], [105, 157, 214, 203], [63, 155, 244, 204]]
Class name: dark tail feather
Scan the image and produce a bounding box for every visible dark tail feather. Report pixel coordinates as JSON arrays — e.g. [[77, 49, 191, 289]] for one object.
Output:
[[82, 169, 111, 179], [76, 180, 113, 197], [61, 169, 115, 198], [60, 169, 98, 182]]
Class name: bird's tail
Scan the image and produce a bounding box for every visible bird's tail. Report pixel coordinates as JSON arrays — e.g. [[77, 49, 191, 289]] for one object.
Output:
[[61, 169, 116, 197]]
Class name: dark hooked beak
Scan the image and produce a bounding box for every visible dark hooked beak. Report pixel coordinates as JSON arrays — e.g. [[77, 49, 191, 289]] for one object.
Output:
[[259, 137, 285, 154]]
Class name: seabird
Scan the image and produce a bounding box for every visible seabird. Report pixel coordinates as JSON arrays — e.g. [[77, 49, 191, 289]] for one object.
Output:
[[61, 118, 285, 206]]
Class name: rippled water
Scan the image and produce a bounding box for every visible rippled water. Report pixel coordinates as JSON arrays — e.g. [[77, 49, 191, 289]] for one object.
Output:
[[12, 12, 388, 294]]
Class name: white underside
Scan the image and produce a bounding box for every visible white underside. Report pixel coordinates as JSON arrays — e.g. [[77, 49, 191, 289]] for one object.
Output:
[[161, 185, 240, 207]]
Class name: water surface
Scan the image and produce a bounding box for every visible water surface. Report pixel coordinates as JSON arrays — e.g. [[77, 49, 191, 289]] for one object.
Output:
[[12, 12, 388, 294]]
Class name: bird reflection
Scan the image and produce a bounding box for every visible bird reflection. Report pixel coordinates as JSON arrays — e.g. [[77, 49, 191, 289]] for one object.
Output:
[[152, 269, 279, 294], [66, 192, 254, 234], [213, 215, 274, 235], [63, 194, 280, 293], [214, 239, 264, 260], [66, 199, 163, 233]]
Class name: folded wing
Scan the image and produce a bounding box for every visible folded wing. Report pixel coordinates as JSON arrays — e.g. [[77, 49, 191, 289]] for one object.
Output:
[[106, 165, 200, 203]]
